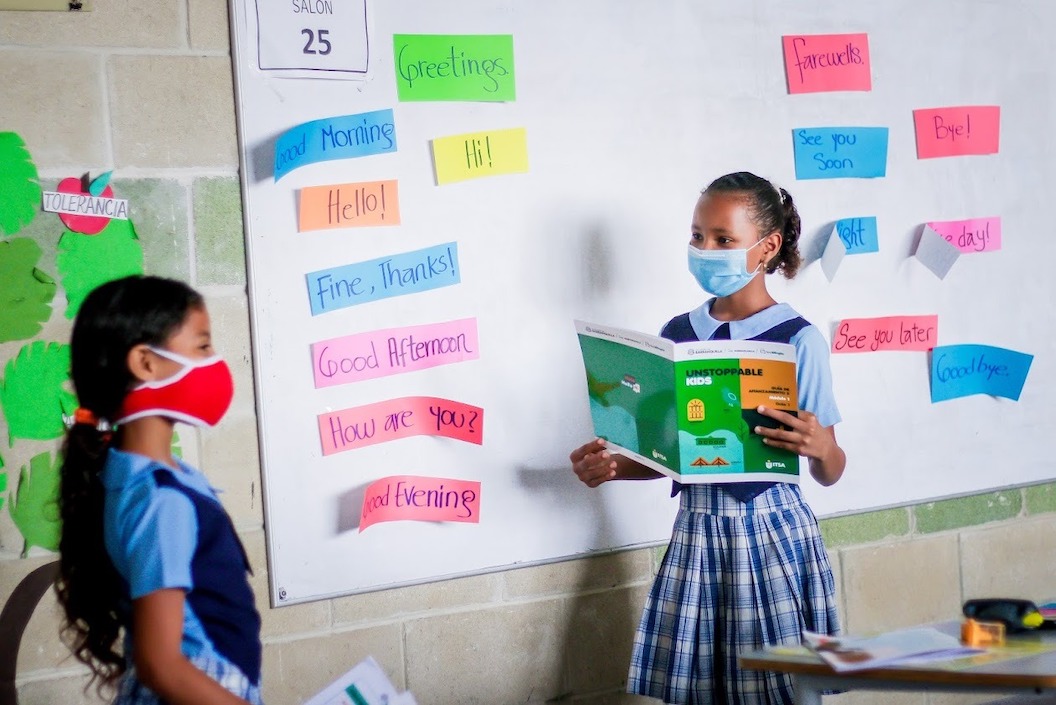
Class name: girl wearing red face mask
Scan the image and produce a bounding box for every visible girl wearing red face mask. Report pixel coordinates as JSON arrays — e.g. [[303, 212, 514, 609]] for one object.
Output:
[[56, 275, 262, 705]]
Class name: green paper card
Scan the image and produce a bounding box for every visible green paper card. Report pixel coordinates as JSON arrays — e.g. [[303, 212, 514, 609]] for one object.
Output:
[[0, 237, 57, 343], [0, 132, 41, 237], [0, 340, 77, 444], [394, 34, 515, 102], [57, 217, 144, 319], [10, 451, 62, 553]]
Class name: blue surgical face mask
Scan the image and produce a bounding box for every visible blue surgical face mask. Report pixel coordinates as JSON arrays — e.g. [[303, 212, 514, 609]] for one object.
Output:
[[687, 240, 765, 297]]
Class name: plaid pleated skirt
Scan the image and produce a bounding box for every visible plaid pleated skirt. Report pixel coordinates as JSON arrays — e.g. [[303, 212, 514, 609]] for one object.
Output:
[[115, 648, 264, 705], [628, 483, 839, 705]]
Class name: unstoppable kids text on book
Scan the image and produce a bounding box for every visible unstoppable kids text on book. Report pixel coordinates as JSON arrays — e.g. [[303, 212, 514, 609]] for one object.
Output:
[[575, 320, 800, 484]]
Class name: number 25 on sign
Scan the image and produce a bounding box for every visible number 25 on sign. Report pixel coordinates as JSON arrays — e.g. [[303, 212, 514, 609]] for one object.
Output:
[[254, 0, 371, 78]]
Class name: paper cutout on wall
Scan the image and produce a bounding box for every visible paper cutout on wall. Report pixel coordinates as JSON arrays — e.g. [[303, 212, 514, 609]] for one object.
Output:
[[0, 341, 77, 444], [782, 33, 871, 94], [0, 132, 41, 237], [319, 396, 483, 455], [299, 180, 400, 232], [9, 451, 62, 552], [56, 218, 144, 319], [835, 216, 879, 254], [0, 452, 6, 514], [913, 106, 1000, 159], [831, 315, 939, 354], [931, 344, 1033, 403], [274, 109, 397, 181], [431, 127, 528, 185], [360, 475, 481, 532], [820, 227, 846, 282], [0, 238, 57, 343], [915, 225, 961, 279], [305, 242, 459, 315], [793, 127, 888, 179], [394, 34, 516, 102], [43, 173, 129, 235], [926, 217, 1000, 254], [312, 317, 479, 388]]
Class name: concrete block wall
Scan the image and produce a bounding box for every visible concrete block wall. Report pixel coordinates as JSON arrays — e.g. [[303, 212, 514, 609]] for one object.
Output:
[[2, 3, 1055, 704]]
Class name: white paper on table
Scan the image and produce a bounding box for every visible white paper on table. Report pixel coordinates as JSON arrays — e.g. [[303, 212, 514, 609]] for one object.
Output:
[[303, 656, 416, 705], [915, 225, 961, 279]]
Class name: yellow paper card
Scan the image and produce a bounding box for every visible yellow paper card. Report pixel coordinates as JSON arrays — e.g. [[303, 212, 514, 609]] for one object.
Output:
[[299, 180, 400, 232], [431, 127, 528, 185]]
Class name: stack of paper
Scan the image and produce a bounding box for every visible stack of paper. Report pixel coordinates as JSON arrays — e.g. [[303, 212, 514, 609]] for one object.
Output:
[[803, 628, 983, 672], [304, 656, 417, 705]]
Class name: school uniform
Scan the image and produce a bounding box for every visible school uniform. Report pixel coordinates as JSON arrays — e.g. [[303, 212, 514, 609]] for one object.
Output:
[[101, 449, 263, 705], [628, 300, 840, 705]]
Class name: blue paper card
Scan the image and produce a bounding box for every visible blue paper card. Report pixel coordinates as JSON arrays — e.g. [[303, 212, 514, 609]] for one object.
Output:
[[931, 344, 1033, 403], [275, 109, 398, 181], [793, 127, 889, 180], [835, 217, 879, 254], [306, 242, 460, 315]]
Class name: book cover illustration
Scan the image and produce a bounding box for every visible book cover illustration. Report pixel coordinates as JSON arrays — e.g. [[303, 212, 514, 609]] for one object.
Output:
[[575, 320, 800, 484]]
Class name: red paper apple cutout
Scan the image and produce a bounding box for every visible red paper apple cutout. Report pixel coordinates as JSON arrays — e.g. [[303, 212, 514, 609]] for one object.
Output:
[[56, 173, 114, 235]]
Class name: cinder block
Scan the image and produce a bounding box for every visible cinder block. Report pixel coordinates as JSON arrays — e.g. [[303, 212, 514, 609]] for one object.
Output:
[[405, 598, 573, 704], [834, 692, 924, 705], [565, 585, 650, 695], [960, 515, 1056, 600], [0, 51, 106, 169], [200, 292, 255, 419], [17, 671, 106, 705], [0, 0, 183, 48], [189, 0, 232, 51], [332, 572, 500, 626], [109, 56, 237, 168], [502, 549, 655, 600], [915, 492, 1022, 534], [820, 507, 911, 548], [193, 176, 246, 286], [261, 624, 403, 705], [199, 413, 263, 528], [841, 535, 961, 634], [112, 178, 191, 281]]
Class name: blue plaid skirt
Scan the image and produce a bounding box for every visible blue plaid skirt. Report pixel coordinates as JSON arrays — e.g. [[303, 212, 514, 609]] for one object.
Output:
[[115, 648, 263, 704], [628, 483, 839, 705]]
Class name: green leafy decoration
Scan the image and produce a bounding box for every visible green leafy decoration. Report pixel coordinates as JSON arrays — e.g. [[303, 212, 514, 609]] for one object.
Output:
[[57, 218, 144, 319], [9, 450, 62, 553], [172, 431, 183, 459], [0, 237, 57, 343], [0, 341, 77, 444], [0, 132, 41, 237], [0, 450, 6, 513]]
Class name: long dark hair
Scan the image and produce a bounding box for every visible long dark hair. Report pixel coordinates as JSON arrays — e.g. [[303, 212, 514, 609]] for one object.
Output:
[[56, 275, 203, 688], [703, 171, 803, 278]]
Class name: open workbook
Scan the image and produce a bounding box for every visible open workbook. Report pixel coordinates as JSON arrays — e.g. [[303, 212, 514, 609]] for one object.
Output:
[[803, 628, 984, 672], [574, 320, 801, 483]]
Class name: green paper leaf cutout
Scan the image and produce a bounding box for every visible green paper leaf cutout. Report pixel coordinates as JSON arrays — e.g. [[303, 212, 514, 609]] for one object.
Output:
[[88, 171, 112, 197], [172, 431, 183, 459], [0, 341, 77, 444], [9, 450, 62, 553], [57, 218, 144, 319], [0, 237, 57, 343], [0, 132, 41, 237], [0, 450, 6, 514]]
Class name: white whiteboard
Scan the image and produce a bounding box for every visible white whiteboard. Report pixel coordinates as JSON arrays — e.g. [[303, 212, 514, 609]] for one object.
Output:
[[229, 0, 1056, 605]]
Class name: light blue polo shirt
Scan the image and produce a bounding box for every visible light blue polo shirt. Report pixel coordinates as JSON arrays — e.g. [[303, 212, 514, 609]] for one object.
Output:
[[685, 299, 841, 427], [100, 448, 222, 663]]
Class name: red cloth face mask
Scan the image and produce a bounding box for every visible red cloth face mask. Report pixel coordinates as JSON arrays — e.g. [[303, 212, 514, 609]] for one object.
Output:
[[117, 347, 234, 427]]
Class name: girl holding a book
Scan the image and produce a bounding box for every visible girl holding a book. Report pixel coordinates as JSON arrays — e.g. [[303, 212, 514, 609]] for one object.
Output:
[[569, 171, 847, 705]]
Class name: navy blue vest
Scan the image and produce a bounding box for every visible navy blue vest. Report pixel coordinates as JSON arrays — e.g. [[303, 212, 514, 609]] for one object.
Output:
[[659, 312, 810, 502], [153, 469, 262, 684]]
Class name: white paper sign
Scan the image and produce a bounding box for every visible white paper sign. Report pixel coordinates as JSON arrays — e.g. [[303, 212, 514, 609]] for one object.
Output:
[[254, 0, 371, 79], [304, 656, 416, 705]]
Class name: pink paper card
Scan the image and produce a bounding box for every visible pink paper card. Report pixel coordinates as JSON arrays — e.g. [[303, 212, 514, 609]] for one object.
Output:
[[311, 318, 479, 388], [926, 217, 1001, 253], [360, 475, 481, 532], [319, 396, 484, 455], [913, 106, 1000, 158], [832, 315, 939, 353], [782, 33, 871, 94]]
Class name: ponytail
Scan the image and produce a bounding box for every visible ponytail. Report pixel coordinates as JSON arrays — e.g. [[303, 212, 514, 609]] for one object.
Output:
[[54, 275, 204, 691], [703, 171, 804, 278]]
